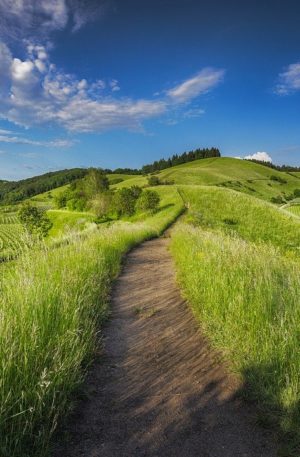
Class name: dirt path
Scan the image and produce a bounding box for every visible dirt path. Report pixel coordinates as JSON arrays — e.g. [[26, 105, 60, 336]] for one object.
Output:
[[52, 236, 277, 457]]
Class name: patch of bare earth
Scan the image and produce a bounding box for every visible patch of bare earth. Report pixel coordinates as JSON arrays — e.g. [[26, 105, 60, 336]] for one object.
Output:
[[52, 236, 277, 457]]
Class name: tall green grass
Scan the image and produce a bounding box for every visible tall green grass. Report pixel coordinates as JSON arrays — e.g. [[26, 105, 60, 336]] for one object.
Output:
[[171, 187, 300, 455], [0, 195, 183, 457], [180, 186, 300, 255]]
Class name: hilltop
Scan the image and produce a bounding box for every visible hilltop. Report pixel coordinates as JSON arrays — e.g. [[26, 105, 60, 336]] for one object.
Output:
[[2, 156, 300, 206], [112, 157, 300, 204]]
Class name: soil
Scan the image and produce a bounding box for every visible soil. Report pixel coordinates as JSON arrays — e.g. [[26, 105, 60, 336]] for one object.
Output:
[[52, 236, 277, 457]]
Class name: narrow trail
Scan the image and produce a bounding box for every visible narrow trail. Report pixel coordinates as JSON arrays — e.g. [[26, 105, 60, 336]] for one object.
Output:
[[52, 235, 277, 457]]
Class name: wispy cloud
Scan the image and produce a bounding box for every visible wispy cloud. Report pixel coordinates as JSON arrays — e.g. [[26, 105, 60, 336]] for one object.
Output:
[[0, 41, 224, 133], [183, 108, 205, 118], [274, 62, 300, 95], [18, 152, 40, 158], [167, 68, 225, 103], [0, 131, 74, 148], [0, 0, 107, 40], [244, 152, 272, 162]]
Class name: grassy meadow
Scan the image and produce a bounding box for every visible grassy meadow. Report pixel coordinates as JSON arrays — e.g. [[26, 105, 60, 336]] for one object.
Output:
[[0, 187, 183, 457], [158, 157, 300, 202], [2, 157, 300, 456], [170, 185, 300, 455]]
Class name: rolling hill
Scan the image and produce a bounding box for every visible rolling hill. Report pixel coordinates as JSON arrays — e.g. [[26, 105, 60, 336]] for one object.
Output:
[[111, 157, 300, 204]]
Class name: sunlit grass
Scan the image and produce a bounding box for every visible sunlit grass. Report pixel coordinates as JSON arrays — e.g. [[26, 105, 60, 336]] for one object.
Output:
[[170, 187, 300, 455], [0, 193, 183, 457]]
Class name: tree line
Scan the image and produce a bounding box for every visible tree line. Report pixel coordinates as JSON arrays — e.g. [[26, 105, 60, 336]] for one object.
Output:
[[54, 169, 160, 218], [0, 168, 88, 204], [141, 147, 221, 173], [18, 169, 161, 238], [1, 146, 221, 205], [246, 159, 300, 173]]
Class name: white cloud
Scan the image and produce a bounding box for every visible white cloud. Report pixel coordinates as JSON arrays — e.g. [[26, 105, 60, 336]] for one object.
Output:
[[244, 152, 272, 163], [0, 128, 13, 135], [274, 62, 300, 95], [183, 108, 205, 118], [0, 41, 224, 133], [0, 133, 74, 148], [167, 68, 225, 103], [110, 79, 120, 92], [0, 0, 106, 40]]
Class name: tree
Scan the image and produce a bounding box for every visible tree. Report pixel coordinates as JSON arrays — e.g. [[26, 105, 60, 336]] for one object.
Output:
[[54, 191, 67, 208], [84, 168, 109, 197], [136, 190, 160, 214], [113, 188, 137, 217], [18, 203, 52, 238], [130, 185, 143, 199], [90, 192, 113, 218]]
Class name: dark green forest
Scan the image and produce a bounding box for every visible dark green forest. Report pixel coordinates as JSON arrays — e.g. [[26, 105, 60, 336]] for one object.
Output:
[[0, 169, 88, 204], [141, 147, 221, 173]]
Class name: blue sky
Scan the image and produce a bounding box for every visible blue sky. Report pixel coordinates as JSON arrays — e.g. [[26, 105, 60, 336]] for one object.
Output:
[[0, 0, 300, 180]]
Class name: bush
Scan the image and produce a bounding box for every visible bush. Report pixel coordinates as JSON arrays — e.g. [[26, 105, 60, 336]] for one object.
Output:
[[147, 175, 161, 186], [89, 192, 113, 218], [270, 195, 285, 204], [270, 175, 287, 184], [130, 185, 143, 199], [18, 203, 52, 238], [54, 192, 67, 208], [293, 189, 300, 198], [113, 188, 137, 217], [136, 190, 160, 214]]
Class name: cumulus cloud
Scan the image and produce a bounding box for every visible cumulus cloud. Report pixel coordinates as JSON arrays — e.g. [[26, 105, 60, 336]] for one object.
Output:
[[244, 152, 272, 162], [167, 68, 225, 103], [274, 62, 300, 95], [0, 41, 223, 133]]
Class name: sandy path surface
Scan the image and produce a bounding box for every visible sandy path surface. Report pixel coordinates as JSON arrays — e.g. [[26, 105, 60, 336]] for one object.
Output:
[[52, 236, 277, 457]]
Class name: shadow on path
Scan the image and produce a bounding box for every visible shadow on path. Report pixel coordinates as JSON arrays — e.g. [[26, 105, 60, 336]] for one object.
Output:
[[52, 238, 277, 457]]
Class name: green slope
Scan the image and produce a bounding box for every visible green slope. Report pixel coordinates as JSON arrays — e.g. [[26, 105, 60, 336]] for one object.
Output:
[[158, 157, 300, 202]]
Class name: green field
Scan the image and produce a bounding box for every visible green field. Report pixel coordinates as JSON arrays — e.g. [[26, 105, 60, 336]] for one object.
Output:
[[171, 185, 300, 455], [157, 157, 300, 201], [29, 185, 70, 208], [1, 158, 300, 456], [0, 210, 25, 260], [285, 204, 300, 217], [47, 209, 96, 238], [178, 185, 300, 254]]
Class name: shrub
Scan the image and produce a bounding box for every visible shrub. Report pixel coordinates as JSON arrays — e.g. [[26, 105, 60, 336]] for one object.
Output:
[[130, 185, 143, 199], [113, 188, 137, 217], [270, 175, 287, 184], [89, 192, 113, 218], [293, 189, 300, 198], [147, 175, 160, 186], [136, 190, 160, 214], [18, 203, 52, 238], [109, 178, 123, 185], [270, 195, 285, 204], [54, 192, 67, 208], [84, 168, 109, 196]]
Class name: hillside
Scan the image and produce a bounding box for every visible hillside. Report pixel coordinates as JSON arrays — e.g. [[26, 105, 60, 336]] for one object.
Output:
[[157, 157, 300, 202], [2, 157, 300, 206], [2, 157, 300, 456], [0, 168, 88, 204]]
